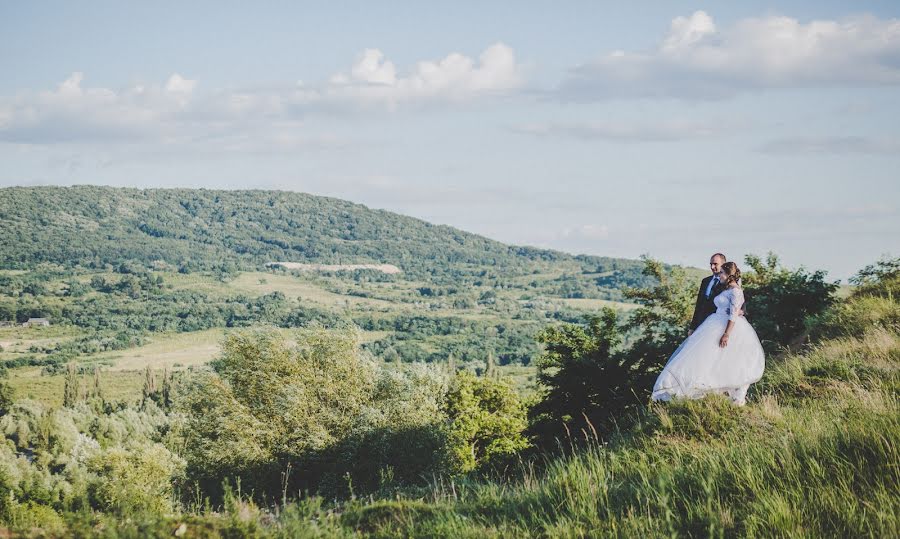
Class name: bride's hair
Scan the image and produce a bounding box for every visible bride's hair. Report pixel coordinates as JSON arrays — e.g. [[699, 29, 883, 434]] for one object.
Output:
[[721, 261, 741, 287]]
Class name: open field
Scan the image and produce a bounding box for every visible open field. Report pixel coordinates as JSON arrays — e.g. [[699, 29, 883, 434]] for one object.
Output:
[[9, 368, 148, 407], [0, 325, 83, 358], [557, 298, 640, 311], [267, 262, 402, 274], [228, 271, 397, 308], [9, 361, 538, 407], [84, 328, 225, 371]]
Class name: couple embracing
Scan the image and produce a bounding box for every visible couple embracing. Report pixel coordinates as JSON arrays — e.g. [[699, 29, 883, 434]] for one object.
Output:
[[652, 253, 765, 406]]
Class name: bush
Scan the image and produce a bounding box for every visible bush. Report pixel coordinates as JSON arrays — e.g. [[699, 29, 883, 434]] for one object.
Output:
[[530, 308, 654, 444], [442, 371, 529, 475], [743, 252, 838, 351], [178, 327, 449, 499], [850, 256, 900, 298], [87, 444, 185, 516]]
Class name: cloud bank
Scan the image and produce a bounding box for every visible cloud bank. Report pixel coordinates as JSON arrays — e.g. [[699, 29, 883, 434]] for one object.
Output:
[[558, 11, 900, 100], [758, 136, 900, 155], [511, 120, 727, 143], [0, 43, 523, 146]]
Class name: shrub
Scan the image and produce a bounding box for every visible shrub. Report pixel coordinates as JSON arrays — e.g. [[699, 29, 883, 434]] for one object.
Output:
[[442, 371, 529, 475], [178, 327, 449, 499], [743, 252, 838, 351], [87, 443, 185, 516], [850, 256, 900, 298], [530, 308, 652, 443]]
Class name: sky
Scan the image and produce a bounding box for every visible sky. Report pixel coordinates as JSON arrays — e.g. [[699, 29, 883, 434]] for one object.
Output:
[[1, 1, 899, 280]]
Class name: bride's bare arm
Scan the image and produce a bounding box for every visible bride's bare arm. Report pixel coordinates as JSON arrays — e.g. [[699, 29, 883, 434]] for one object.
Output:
[[720, 320, 734, 347]]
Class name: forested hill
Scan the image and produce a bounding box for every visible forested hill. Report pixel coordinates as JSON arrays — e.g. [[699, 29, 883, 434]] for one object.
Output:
[[0, 185, 646, 282]]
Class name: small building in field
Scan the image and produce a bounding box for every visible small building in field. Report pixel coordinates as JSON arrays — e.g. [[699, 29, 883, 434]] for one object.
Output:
[[23, 318, 50, 327]]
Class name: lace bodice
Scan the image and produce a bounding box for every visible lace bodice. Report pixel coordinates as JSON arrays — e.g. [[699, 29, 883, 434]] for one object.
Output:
[[714, 286, 744, 321]]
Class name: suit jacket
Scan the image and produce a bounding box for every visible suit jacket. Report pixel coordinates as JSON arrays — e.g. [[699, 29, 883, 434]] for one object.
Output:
[[689, 275, 724, 331]]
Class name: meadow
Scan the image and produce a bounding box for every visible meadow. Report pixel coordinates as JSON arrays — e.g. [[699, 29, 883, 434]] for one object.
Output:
[[0, 187, 895, 537]]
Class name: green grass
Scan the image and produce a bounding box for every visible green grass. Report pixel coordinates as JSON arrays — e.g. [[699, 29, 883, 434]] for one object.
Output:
[[8, 368, 148, 407], [84, 328, 226, 371], [0, 324, 83, 359]]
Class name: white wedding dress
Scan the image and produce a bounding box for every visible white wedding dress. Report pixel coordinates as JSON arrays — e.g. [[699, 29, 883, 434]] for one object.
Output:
[[652, 286, 765, 405]]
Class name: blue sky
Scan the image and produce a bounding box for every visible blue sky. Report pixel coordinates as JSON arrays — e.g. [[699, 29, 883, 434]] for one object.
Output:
[[1, 1, 899, 279]]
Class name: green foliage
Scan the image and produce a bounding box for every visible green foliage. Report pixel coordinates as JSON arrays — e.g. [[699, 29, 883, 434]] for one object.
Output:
[[0, 398, 177, 531], [743, 252, 839, 351], [0, 186, 630, 282], [850, 256, 900, 297], [442, 371, 529, 474], [1, 499, 66, 535], [87, 443, 185, 516], [622, 256, 696, 367], [178, 328, 449, 498], [62, 362, 81, 407], [530, 308, 634, 443], [529, 257, 695, 445]]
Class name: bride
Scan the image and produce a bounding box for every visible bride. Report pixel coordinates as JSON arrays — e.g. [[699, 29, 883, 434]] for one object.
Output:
[[652, 261, 765, 406]]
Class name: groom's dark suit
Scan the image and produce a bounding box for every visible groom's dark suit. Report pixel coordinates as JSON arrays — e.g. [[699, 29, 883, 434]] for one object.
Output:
[[689, 275, 725, 332]]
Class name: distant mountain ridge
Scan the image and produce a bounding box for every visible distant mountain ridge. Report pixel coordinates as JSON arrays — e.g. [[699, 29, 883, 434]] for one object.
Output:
[[0, 186, 644, 281]]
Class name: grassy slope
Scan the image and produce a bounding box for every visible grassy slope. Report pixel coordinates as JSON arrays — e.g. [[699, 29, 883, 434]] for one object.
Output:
[[49, 282, 898, 538], [323, 296, 897, 538]]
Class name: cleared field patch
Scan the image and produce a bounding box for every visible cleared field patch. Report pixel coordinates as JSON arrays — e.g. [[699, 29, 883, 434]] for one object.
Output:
[[160, 271, 234, 295], [359, 330, 391, 343], [83, 328, 225, 371], [228, 272, 397, 308], [558, 298, 639, 311], [498, 364, 538, 397], [0, 325, 84, 356], [81, 327, 392, 371], [267, 262, 401, 274], [9, 368, 146, 407]]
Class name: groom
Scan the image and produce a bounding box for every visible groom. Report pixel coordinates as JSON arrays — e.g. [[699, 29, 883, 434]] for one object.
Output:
[[688, 252, 728, 336]]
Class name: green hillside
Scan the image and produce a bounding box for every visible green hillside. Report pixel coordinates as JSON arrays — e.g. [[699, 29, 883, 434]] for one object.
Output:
[[0, 186, 646, 284], [0, 185, 656, 400]]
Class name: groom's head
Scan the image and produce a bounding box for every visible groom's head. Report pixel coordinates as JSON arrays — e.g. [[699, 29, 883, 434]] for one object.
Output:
[[709, 253, 726, 274]]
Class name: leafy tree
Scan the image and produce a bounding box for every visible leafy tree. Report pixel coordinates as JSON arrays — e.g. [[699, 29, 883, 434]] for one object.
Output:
[[442, 371, 528, 474], [484, 351, 497, 378], [743, 253, 838, 351], [849, 256, 900, 298], [160, 368, 172, 410], [62, 363, 81, 408], [87, 444, 184, 516], [178, 328, 447, 499], [141, 366, 157, 405], [0, 379, 13, 417], [623, 256, 695, 359], [530, 308, 638, 443]]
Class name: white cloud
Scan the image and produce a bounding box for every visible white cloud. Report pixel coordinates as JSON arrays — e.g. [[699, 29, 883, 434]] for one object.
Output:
[[317, 42, 522, 107], [561, 224, 610, 240], [559, 11, 900, 100], [511, 120, 727, 142], [0, 43, 523, 146], [758, 136, 900, 155], [0, 72, 199, 143]]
